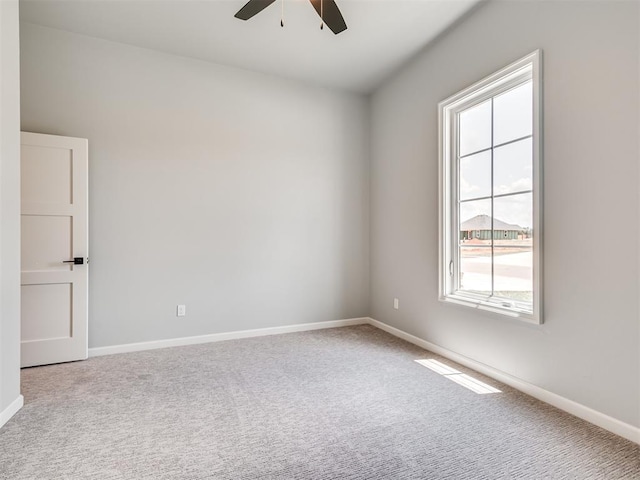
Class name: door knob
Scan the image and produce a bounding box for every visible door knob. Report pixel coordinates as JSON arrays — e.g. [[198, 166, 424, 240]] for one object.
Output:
[[63, 257, 85, 265]]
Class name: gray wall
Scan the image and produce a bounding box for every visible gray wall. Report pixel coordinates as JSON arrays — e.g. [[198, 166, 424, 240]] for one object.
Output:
[[370, 0, 639, 427], [20, 24, 370, 348], [0, 0, 21, 414]]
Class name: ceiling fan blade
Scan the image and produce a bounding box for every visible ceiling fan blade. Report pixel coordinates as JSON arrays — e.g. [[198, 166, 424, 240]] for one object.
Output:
[[309, 0, 347, 34], [235, 0, 277, 21]]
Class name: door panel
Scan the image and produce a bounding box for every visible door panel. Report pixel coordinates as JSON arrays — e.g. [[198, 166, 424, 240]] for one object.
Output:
[[21, 144, 73, 205], [21, 284, 72, 342], [22, 215, 72, 272], [20, 132, 88, 368]]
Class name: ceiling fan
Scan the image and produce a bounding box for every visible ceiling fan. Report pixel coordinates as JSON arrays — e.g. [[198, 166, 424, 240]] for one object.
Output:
[[235, 0, 348, 35]]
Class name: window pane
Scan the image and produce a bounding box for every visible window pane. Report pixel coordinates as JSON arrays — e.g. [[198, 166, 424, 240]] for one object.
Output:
[[493, 192, 532, 304], [460, 150, 491, 201], [493, 192, 532, 233], [459, 247, 492, 295], [459, 198, 492, 246], [459, 100, 491, 157], [493, 82, 532, 146], [494, 138, 532, 195], [493, 250, 533, 305]]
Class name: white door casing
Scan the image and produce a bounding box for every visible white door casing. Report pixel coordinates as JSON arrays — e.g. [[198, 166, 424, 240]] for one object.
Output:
[[20, 132, 88, 367]]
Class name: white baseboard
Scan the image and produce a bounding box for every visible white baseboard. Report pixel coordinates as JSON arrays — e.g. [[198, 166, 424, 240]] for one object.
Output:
[[89, 317, 369, 357], [366, 317, 640, 445], [0, 395, 24, 429]]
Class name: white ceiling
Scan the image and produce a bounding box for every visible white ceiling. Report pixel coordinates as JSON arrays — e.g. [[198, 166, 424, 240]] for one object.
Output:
[[20, 0, 482, 93]]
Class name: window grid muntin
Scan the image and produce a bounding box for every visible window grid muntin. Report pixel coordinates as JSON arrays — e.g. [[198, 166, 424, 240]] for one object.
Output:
[[459, 134, 533, 160], [459, 189, 534, 204]]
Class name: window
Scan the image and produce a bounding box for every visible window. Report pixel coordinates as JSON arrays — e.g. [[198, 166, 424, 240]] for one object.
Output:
[[439, 51, 542, 323]]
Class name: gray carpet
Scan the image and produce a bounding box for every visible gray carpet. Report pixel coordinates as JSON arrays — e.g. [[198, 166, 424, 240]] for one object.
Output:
[[1, 325, 638, 479]]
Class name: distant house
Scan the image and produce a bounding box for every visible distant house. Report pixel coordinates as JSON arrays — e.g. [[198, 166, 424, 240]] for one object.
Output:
[[460, 214, 523, 240]]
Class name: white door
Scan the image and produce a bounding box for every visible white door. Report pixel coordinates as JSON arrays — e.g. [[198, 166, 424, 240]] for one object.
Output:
[[20, 132, 89, 368]]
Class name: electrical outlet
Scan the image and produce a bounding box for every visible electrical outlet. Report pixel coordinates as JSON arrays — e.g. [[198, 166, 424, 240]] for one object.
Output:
[[393, 298, 399, 310], [177, 304, 186, 317]]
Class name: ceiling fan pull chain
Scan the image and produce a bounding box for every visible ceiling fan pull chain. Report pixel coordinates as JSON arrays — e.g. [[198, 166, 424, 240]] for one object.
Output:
[[281, 0, 284, 27], [320, 0, 324, 29]]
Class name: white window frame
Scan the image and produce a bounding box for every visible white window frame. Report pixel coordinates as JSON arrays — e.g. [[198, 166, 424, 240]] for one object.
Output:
[[438, 50, 543, 324]]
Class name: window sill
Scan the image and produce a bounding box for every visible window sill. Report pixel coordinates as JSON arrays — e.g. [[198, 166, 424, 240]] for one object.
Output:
[[439, 293, 542, 325]]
